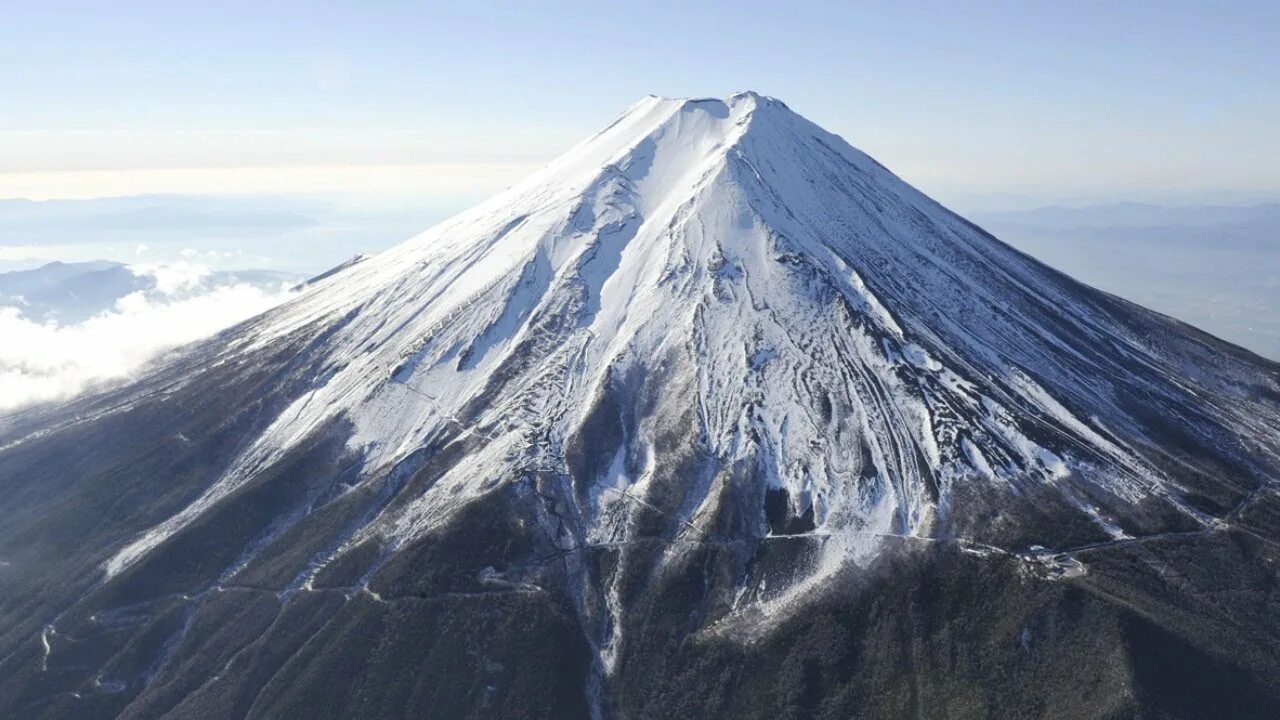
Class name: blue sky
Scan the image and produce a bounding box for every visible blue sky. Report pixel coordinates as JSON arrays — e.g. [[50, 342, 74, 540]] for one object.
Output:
[[4, 0, 1278, 204]]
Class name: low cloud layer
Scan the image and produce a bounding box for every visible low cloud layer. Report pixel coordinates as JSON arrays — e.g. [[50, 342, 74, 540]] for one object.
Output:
[[0, 268, 296, 412]]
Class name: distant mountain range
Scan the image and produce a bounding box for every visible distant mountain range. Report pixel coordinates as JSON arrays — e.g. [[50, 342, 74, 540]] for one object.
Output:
[[0, 261, 303, 324]]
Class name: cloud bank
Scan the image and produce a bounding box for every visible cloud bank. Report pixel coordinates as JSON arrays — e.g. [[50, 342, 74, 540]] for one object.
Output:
[[0, 268, 296, 412]]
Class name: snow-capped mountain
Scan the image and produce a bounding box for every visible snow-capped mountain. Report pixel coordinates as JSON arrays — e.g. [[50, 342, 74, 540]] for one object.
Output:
[[2, 93, 1278, 719]]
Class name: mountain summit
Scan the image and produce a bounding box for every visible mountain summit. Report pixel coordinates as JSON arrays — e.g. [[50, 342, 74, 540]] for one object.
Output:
[[3, 93, 1279, 719]]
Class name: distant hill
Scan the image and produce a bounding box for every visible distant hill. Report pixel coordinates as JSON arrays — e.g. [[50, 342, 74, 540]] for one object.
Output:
[[0, 260, 304, 323]]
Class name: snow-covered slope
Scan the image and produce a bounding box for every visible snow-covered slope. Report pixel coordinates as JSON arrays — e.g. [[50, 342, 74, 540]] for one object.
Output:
[[104, 92, 1278, 583], [2, 92, 1278, 719]]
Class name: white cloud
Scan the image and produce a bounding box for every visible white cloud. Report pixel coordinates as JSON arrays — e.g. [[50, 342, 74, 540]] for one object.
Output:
[[179, 247, 246, 264], [0, 276, 296, 412], [129, 261, 212, 295]]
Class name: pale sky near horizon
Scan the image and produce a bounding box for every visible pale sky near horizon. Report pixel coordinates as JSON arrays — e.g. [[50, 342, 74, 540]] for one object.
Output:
[[3, 0, 1279, 206]]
